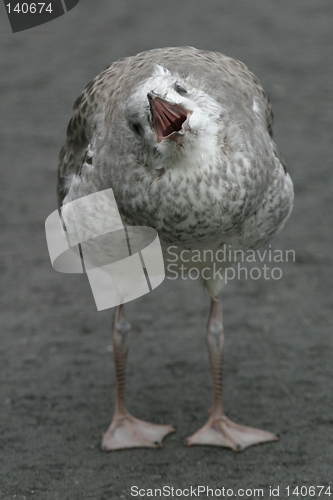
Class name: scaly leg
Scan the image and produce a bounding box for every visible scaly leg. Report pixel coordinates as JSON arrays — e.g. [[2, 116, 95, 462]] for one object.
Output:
[[186, 298, 278, 451], [101, 304, 175, 451]]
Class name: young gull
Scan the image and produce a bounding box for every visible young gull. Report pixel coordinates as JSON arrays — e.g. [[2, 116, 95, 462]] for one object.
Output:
[[57, 46, 294, 451]]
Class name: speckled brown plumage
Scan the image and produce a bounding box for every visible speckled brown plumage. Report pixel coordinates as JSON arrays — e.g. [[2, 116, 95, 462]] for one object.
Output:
[[58, 47, 293, 295]]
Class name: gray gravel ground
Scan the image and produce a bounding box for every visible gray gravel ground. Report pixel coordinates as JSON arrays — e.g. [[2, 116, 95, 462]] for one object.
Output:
[[0, 1, 333, 499]]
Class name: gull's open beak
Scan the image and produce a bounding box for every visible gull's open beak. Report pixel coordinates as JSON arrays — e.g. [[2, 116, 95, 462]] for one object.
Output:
[[148, 91, 191, 143]]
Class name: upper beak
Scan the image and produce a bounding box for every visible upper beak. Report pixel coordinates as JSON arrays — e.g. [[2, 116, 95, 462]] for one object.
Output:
[[148, 91, 191, 143]]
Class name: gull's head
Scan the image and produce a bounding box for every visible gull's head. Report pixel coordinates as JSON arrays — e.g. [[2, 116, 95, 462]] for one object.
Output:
[[124, 64, 222, 169]]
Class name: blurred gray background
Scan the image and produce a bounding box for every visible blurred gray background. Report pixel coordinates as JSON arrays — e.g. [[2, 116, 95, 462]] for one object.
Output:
[[0, 1, 332, 499]]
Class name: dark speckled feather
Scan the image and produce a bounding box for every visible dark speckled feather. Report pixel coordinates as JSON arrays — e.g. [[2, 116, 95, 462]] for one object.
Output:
[[57, 46, 293, 297], [58, 47, 276, 204]]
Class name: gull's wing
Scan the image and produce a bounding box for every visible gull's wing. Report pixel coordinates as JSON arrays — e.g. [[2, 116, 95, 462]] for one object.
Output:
[[57, 56, 132, 208]]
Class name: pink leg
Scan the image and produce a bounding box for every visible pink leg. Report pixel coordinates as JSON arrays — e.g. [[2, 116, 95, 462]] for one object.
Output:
[[101, 305, 175, 451], [186, 298, 278, 451]]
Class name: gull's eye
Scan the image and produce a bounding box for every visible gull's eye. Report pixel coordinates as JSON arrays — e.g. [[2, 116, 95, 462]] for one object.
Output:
[[131, 122, 143, 136], [175, 83, 187, 95]]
